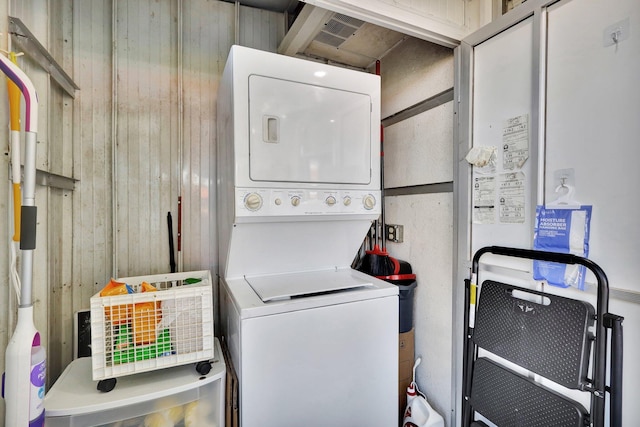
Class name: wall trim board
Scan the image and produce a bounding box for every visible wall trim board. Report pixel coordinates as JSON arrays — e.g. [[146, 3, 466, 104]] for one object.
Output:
[[385, 182, 453, 197], [382, 88, 453, 127], [611, 288, 640, 306], [7, 166, 77, 190], [462, 0, 560, 47]]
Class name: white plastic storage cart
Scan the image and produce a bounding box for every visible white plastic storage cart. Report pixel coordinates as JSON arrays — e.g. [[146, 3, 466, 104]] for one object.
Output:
[[90, 270, 215, 390], [44, 338, 225, 426]]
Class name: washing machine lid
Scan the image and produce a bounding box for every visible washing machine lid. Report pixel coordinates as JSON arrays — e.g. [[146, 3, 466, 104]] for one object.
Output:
[[245, 269, 373, 302]]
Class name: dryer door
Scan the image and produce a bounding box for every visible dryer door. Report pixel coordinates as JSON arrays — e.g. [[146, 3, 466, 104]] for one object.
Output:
[[248, 75, 372, 185]]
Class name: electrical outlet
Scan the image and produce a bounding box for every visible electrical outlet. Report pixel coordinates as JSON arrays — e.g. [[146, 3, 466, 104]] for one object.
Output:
[[385, 224, 404, 243]]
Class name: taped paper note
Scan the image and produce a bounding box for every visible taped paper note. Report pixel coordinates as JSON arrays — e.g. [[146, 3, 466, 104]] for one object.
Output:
[[465, 146, 497, 169]]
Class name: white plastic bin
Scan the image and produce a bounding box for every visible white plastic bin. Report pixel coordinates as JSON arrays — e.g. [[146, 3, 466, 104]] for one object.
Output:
[[45, 338, 225, 427]]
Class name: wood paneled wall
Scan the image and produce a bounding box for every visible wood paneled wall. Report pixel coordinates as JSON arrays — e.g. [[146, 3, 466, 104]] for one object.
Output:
[[0, 2, 284, 421]]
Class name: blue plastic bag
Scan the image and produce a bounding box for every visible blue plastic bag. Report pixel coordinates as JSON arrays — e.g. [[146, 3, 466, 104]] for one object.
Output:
[[533, 205, 592, 290]]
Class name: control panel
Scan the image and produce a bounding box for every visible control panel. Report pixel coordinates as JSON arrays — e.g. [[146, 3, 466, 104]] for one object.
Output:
[[235, 188, 380, 217]]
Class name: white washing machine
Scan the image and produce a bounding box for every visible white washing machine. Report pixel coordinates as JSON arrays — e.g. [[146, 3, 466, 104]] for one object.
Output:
[[217, 45, 398, 426], [220, 269, 397, 426]]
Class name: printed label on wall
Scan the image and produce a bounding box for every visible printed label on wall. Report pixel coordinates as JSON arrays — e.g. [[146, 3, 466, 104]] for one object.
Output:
[[499, 172, 525, 223], [502, 114, 529, 170], [473, 175, 496, 224]]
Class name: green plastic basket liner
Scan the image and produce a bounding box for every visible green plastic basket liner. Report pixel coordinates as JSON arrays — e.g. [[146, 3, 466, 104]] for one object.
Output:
[[113, 325, 173, 365]]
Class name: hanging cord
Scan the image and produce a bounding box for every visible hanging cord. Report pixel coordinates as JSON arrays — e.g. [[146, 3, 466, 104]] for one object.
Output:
[[9, 244, 21, 300]]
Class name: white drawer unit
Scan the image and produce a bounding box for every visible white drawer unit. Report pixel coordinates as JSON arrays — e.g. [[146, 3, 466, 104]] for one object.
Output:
[[44, 339, 225, 427]]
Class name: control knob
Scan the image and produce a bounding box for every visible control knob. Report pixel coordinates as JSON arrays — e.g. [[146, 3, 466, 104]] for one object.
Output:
[[363, 194, 376, 210], [326, 196, 337, 206], [244, 192, 263, 211]]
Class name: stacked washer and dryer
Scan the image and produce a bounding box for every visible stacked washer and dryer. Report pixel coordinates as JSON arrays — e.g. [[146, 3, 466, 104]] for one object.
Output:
[[217, 45, 398, 426]]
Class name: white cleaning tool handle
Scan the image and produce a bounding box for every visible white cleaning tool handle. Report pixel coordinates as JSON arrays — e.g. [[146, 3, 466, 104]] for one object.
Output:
[[0, 51, 43, 427], [4, 307, 40, 426], [412, 356, 422, 383]]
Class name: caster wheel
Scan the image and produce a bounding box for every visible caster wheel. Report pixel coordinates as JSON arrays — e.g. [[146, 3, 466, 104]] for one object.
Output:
[[97, 378, 117, 392], [196, 361, 211, 375]]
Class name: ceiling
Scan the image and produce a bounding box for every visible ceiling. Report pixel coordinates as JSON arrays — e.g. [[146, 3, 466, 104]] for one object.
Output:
[[301, 13, 406, 69], [226, 1, 408, 70], [278, 4, 408, 70]]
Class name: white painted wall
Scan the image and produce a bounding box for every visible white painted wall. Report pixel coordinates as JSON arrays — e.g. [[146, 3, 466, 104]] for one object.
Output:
[[385, 193, 454, 418], [381, 37, 455, 425], [384, 103, 453, 188], [381, 37, 455, 119]]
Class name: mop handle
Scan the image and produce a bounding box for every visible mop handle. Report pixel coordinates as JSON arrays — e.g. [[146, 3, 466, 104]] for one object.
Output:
[[7, 52, 22, 242], [0, 53, 37, 132], [0, 52, 39, 307], [0, 53, 38, 207]]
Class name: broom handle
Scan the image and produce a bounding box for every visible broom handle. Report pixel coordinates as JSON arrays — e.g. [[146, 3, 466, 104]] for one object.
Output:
[[380, 124, 385, 250], [376, 60, 385, 251]]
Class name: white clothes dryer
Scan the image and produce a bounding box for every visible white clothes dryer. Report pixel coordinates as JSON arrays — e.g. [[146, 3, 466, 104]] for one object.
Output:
[[216, 45, 398, 426]]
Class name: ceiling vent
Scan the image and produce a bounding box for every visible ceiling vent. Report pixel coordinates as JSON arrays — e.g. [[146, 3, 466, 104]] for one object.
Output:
[[313, 13, 365, 48], [279, 5, 407, 70]]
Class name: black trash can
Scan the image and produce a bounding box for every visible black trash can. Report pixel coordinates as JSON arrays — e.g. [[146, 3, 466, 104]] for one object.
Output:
[[378, 273, 417, 333], [397, 279, 417, 333]]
